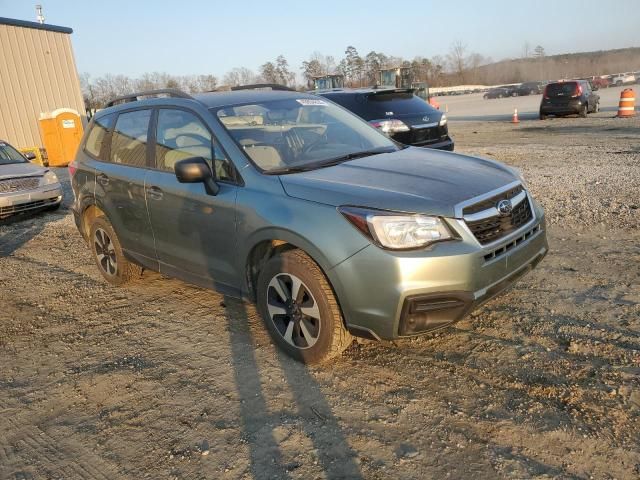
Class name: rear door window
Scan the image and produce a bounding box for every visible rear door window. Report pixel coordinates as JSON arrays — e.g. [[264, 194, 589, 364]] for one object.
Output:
[[110, 109, 152, 167], [84, 113, 116, 160]]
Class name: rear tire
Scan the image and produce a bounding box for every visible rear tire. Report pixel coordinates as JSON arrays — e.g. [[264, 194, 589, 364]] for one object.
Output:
[[257, 249, 353, 364], [89, 216, 141, 286], [579, 104, 588, 118]]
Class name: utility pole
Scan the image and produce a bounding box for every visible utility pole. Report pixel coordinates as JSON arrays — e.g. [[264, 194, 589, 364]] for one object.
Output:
[[36, 5, 45, 24]]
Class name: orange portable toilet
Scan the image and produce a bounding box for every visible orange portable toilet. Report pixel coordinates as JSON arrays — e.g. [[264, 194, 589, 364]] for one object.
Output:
[[39, 108, 84, 166]]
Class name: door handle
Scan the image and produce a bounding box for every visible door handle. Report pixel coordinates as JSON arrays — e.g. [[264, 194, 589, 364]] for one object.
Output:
[[146, 186, 163, 201], [96, 174, 109, 186]]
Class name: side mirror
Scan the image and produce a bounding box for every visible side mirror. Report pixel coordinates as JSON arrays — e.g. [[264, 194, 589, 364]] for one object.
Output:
[[24, 151, 36, 161], [174, 157, 219, 196]]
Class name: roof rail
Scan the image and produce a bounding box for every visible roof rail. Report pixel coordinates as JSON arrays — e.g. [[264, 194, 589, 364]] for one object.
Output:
[[230, 83, 296, 92], [105, 88, 193, 108]]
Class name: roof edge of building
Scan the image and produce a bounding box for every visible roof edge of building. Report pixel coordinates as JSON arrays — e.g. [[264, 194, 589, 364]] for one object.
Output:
[[0, 16, 73, 34]]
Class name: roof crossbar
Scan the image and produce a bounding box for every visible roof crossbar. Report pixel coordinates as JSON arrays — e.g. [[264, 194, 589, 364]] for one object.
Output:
[[230, 83, 295, 92], [105, 88, 193, 107]]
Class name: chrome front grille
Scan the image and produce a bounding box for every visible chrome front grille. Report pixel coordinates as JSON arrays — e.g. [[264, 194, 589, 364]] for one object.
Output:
[[462, 185, 524, 215], [0, 176, 40, 193], [0, 197, 59, 218], [463, 186, 533, 245]]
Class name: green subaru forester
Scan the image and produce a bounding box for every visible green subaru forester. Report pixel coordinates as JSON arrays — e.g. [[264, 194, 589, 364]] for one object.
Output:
[[71, 86, 547, 363]]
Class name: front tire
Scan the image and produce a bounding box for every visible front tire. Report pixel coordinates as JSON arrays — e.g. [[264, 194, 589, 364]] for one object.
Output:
[[257, 249, 353, 364], [89, 216, 141, 285]]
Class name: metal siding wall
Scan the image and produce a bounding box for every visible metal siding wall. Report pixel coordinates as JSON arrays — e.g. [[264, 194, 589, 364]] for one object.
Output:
[[0, 24, 85, 148]]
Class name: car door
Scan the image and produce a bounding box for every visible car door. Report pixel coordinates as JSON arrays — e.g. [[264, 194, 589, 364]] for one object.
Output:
[[93, 108, 158, 269], [145, 107, 239, 291]]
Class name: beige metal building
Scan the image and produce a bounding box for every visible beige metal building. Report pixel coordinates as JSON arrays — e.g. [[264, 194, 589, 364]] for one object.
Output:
[[0, 16, 85, 148]]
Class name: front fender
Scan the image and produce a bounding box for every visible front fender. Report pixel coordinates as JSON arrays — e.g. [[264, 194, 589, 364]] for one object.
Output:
[[235, 188, 370, 298]]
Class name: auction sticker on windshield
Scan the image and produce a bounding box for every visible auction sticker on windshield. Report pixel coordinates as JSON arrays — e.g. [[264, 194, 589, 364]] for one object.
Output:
[[296, 99, 328, 106]]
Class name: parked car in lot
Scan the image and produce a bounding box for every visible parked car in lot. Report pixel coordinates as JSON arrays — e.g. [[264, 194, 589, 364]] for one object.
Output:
[[483, 87, 516, 99], [71, 87, 547, 363], [0, 139, 62, 220], [590, 76, 611, 89], [539, 80, 600, 119], [316, 87, 453, 151], [611, 73, 636, 86], [516, 81, 544, 96]]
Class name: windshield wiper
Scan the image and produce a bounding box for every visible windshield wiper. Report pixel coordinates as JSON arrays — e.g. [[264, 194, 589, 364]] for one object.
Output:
[[265, 164, 319, 175], [316, 147, 397, 168], [265, 147, 397, 175]]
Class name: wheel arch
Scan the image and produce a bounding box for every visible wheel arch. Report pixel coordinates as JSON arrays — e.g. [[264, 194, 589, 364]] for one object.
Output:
[[80, 203, 107, 240], [242, 228, 343, 305], [243, 231, 362, 351]]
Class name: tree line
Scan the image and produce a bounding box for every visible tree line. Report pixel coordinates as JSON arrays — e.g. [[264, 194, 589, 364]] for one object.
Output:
[[80, 44, 640, 108]]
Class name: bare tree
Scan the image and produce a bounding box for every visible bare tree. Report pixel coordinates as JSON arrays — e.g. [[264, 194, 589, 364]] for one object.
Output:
[[223, 67, 257, 86], [447, 40, 468, 83], [275, 55, 295, 86]]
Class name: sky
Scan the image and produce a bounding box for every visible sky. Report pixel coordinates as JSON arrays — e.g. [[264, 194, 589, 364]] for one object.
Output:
[[1, 0, 638, 79]]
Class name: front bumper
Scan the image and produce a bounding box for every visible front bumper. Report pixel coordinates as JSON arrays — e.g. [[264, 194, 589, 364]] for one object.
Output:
[[0, 184, 63, 219], [414, 137, 454, 151], [329, 203, 547, 340]]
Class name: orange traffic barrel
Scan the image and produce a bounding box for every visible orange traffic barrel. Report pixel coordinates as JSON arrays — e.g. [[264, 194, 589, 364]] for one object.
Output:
[[616, 88, 636, 117]]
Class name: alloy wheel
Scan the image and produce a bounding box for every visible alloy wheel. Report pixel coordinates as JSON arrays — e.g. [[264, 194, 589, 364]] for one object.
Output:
[[94, 227, 117, 276], [266, 273, 321, 349]]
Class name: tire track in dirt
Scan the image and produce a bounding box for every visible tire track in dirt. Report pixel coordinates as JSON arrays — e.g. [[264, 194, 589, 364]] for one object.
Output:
[[2, 418, 121, 480]]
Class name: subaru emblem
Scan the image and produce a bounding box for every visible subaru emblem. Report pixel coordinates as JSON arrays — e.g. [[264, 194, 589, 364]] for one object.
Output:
[[422, 116, 430, 122], [497, 199, 513, 216]]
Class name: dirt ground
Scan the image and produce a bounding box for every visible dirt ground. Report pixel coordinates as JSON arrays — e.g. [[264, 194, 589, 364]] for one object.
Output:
[[1, 113, 639, 479]]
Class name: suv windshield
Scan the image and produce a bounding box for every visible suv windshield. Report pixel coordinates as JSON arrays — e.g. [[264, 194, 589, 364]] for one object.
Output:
[[214, 97, 397, 174], [0, 142, 28, 165]]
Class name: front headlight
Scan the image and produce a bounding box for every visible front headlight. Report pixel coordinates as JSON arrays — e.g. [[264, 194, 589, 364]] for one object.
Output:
[[439, 114, 447, 126], [40, 170, 59, 186], [339, 206, 454, 250]]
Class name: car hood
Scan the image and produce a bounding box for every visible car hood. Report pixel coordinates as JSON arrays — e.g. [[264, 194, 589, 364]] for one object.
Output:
[[0, 162, 46, 180], [279, 147, 518, 218]]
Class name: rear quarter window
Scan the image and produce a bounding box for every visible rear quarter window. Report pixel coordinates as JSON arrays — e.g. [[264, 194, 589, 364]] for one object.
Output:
[[84, 113, 116, 160]]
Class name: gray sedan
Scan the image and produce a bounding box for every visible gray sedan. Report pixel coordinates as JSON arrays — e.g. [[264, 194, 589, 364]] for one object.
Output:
[[0, 140, 62, 220]]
